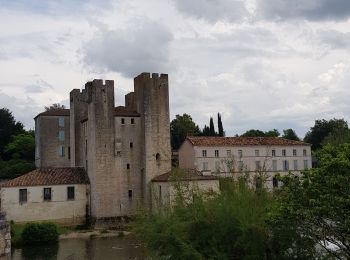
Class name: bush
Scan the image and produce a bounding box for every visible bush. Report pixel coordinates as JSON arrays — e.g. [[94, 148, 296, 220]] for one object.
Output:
[[21, 223, 59, 245]]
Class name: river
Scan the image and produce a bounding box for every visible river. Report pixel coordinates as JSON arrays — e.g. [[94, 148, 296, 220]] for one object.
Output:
[[11, 236, 151, 260]]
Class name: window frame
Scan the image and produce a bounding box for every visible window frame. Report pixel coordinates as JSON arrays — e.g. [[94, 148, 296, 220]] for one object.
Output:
[[43, 187, 52, 201], [202, 150, 207, 157], [67, 186, 75, 200], [214, 150, 219, 157], [19, 189, 27, 204], [282, 149, 286, 157]]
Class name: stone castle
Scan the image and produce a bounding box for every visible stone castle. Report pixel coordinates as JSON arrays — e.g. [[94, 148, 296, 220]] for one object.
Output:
[[35, 72, 171, 221]]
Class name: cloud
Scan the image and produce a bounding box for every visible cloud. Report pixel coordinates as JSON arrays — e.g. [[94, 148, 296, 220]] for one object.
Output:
[[82, 19, 173, 77], [172, 0, 249, 23], [257, 0, 350, 21]]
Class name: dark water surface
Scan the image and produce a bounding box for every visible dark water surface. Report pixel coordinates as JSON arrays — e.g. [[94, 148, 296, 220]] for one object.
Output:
[[12, 237, 151, 260]]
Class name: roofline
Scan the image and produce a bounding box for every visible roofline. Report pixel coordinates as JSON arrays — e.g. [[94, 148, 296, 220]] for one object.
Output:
[[152, 177, 218, 182]]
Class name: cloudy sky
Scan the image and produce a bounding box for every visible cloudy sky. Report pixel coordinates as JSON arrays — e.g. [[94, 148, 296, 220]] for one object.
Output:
[[1, 0, 350, 138]]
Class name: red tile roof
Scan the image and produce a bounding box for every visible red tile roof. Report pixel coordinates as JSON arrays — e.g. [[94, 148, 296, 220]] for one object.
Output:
[[34, 109, 70, 119], [1, 168, 89, 187], [186, 136, 310, 147], [114, 106, 140, 117], [152, 169, 218, 182]]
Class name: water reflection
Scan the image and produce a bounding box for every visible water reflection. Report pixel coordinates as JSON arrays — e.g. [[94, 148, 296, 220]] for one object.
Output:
[[12, 237, 149, 260]]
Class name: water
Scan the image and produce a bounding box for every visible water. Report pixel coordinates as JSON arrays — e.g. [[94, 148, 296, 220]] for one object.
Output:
[[11, 237, 151, 260]]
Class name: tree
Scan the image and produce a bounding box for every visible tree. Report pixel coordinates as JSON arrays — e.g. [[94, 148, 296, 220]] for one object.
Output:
[[4, 131, 35, 161], [282, 129, 300, 141], [170, 114, 201, 150], [217, 113, 224, 137], [241, 129, 266, 137], [0, 108, 24, 159], [265, 129, 280, 137], [269, 144, 350, 259], [209, 117, 216, 136], [44, 103, 66, 111], [304, 118, 349, 150], [201, 125, 211, 136]]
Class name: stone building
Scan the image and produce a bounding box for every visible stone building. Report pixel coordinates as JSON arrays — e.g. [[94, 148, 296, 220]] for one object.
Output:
[[179, 136, 312, 189], [2, 72, 172, 224]]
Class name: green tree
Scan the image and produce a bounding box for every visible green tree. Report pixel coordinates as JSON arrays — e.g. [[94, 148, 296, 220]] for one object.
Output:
[[241, 129, 266, 137], [304, 118, 349, 150], [0, 108, 24, 159], [201, 125, 211, 136], [217, 113, 224, 137], [170, 114, 201, 150], [265, 129, 280, 137], [44, 103, 66, 111], [209, 117, 216, 136], [282, 128, 300, 141], [269, 144, 350, 259], [4, 131, 35, 161]]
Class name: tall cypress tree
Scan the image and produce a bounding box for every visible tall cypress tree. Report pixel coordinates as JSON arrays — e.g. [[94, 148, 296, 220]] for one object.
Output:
[[209, 117, 216, 136], [218, 113, 224, 137]]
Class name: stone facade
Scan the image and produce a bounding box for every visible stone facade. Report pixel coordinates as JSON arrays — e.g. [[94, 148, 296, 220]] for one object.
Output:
[[35, 72, 171, 221], [0, 213, 10, 259]]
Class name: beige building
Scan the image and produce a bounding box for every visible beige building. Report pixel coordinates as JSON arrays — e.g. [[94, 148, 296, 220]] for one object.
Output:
[[151, 169, 219, 210], [1, 168, 89, 224], [179, 136, 312, 189]]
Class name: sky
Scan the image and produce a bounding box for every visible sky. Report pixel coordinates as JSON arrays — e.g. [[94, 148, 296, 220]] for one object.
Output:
[[1, 0, 350, 138]]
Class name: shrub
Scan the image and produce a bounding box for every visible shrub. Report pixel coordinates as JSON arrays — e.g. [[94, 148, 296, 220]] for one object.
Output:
[[21, 223, 59, 245]]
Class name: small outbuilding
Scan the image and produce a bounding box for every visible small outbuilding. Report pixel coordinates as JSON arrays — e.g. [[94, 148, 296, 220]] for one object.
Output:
[[0, 167, 89, 225]]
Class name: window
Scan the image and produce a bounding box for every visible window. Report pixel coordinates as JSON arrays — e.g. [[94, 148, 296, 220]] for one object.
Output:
[[58, 117, 65, 127], [203, 162, 208, 171], [283, 160, 289, 171], [215, 150, 219, 157], [130, 142, 133, 148], [19, 189, 27, 203], [304, 160, 309, 169], [68, 147, 71, 160], [67, 186, 75, 200], [303, 149, 307, 156], [121, 118, 125, 124], [293, 149, 297, 156], [215, 161, 220, 171], [272, 150, 276, 157], [238, 161, 244, 172], [272, 177, 278, 188], [202, 150, 207, 157], [227, 150, 231, 157], [255, 161, 261, 171], [128, 190, 133, 199], [43, 188, 52, 201], [282, 149, 286, 156], [255, 150, 260, 157], [238, 150, 243, 158], [131, 118, 135, 124], [58, 130, 65, 141], [85, 140, 87, 156], [294, 160, 298, 170], [272, 160, 277, 171], [159, 185, 162, 202], [116, 151, 121, 157], [58, 145, 65, 157], [127, 163, 130, 169]]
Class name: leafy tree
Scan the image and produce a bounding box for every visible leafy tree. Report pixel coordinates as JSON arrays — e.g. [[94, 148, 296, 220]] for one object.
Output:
[[269, 144, 350, 259], [322, 127, 350, 147], [241, 129, 266, 137], [0, 108, 24, 159], [44, 103, 66, 111], [304, 118, 349, 150], [201, 125, 211, 136], [170, 114, 201, 150], [209, 117, 216, 136], [265, 129, 280, 137], [217, 113, 224, 137], [282, 128, 300, 141], [4, 131, 35, 161]]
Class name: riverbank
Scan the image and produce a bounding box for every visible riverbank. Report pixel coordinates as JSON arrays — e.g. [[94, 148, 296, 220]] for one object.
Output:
[[59, 230, 131, 239]]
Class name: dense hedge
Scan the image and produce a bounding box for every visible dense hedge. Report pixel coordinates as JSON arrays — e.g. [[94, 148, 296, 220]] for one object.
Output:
[[21, 223, 59, 245]]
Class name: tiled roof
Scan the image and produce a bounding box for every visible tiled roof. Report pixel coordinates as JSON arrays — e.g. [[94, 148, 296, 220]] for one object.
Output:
[[186, 136, 310, 147], [34, 109, 70, 119], [152, 169, 218, 182], [114, 106, 140, 117], [1, 168, 89, 188]]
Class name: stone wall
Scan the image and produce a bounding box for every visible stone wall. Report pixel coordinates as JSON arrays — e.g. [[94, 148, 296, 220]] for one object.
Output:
[[0, 213, 10, 258]]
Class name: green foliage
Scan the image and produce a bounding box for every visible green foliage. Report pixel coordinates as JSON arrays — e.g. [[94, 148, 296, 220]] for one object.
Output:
[[170, 114, 201, 150], [218, 113, 224, 137], [0, 108, 24, 159], [281, 128, 300, 141], [135, 179, 274, 259], [4, 132, 35, 161], [269, 144, 350, 259], [209, 116, 216, 136], [0, 159, 35, 178], [264, 129, 280, 137], [44, 103, 66, 111], [241, 129, 280, 137], [304, 118, 350, 150], [21, 223, 59, 245]]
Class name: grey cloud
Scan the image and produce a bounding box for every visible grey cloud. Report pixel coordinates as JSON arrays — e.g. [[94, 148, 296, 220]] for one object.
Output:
[[257, 0, 350, 21], [172, 0, 249, 23], [25, 79, 54, 93], [83, 20, 173, 77], [316, 30, 350, 49]]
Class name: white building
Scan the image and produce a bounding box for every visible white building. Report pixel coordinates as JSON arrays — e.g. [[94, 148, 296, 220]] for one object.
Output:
[[179, 136, 312, 189], [1, 168, 89, 225]]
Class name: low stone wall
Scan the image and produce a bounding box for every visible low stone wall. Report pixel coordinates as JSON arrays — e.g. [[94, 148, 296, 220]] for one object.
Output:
[[0, 213, 10, 259]]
